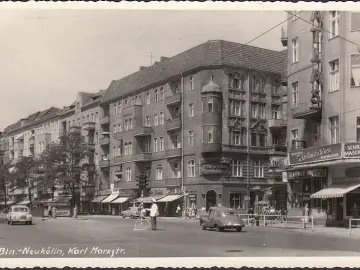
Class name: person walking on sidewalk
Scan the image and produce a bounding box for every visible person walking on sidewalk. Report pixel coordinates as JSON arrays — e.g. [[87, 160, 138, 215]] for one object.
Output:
[[176, 205, 181, 218], [150, 198, 159, 230]]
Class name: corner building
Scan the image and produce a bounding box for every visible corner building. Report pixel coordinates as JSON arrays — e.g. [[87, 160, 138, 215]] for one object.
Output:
[[284, 11, 360, 225], [99, 40, 288, 213]]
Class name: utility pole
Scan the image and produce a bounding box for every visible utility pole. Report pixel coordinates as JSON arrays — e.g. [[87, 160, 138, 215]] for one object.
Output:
[[180, 73, 185, 217], [246, 71, 251, 210]]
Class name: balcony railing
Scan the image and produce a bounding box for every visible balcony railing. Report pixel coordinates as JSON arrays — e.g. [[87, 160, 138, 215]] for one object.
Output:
[[165, 118, 181, 131], [268, 144, 287, 154], [82, 121, 96, 130], [272, 99, 282, 105], [292, 139, 306, 150], [165, 148, 182, 158], [99, 159, 110, 168], [166, 93, 181, 106], [100, 116, 110, 125], [133, 152, 152, 162], [99, 137, 110, 145]]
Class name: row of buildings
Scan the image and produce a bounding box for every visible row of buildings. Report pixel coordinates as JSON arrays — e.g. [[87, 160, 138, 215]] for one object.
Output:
[[2, 10, 360, 223]]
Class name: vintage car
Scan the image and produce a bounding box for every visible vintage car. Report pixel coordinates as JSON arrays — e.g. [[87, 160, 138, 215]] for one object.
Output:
[[199, 207, 245, 232], [121, 206, 141, 219], [6, 205, 33, 225]]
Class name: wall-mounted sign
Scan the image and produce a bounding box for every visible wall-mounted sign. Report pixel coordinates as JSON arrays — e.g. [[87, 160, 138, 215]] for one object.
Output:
[[287, 168, 327, 180], [289, 143, 342, 165], [56, 209, 71, 217], [149, 188, 167, 196], [200, 158, 231, 175], [344, 143, 360, 158], [269, 157, 286, 169]]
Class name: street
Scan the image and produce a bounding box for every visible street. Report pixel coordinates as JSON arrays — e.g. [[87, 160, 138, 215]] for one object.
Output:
[[0, 215, 360, 257]]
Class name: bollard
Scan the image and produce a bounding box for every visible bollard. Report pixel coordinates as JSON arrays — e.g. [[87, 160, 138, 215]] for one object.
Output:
[[53, 207, 57, 219]]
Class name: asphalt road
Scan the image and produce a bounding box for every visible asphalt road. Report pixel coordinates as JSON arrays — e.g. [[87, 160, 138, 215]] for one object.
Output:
[[0, 215, 360, 257]]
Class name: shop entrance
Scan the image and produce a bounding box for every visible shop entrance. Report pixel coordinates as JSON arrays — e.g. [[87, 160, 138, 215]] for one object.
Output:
[[335, 197, 344, 221], [206, 190, 217, 210]]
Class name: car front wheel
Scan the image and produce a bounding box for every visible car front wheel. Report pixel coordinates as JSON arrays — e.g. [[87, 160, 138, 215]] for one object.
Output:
[[215, 224, 223, 232], [236, 227, 242, 232], [202, 224, 206, 230]]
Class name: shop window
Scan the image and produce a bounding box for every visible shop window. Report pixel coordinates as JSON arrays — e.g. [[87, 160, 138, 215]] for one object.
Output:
[[230, 193, 243, 209], [350, 54, 360, 87]]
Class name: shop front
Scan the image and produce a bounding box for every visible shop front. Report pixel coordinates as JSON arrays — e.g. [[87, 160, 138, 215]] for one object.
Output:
[[42, 196, 72, 217], [109, 188, 136, 215]]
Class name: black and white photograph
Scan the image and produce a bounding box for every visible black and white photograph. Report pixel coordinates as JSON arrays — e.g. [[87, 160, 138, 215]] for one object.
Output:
[[0, 2, 359, 268]]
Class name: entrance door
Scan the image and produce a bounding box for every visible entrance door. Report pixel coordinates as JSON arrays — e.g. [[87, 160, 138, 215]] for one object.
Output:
[[206, 190, 217, 210], [336, 198, 344, 221]]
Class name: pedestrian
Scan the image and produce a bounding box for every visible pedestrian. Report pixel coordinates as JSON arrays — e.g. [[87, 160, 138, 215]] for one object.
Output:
[[150, 198, 159, 230], [48, 205, 52, 217], [176, 205, 181, 218]]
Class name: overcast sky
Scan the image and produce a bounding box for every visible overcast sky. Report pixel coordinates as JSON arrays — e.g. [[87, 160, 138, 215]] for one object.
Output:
[[0, 9, 286, 130]]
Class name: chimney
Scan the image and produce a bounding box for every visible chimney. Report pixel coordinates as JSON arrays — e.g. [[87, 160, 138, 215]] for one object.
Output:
[[160, 56, 169, 62]]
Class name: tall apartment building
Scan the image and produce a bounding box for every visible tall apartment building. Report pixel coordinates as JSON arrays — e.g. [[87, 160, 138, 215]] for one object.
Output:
[[284, 11, 360, 224], [59, 91, 104, 212], [97, 40, 288, 212]]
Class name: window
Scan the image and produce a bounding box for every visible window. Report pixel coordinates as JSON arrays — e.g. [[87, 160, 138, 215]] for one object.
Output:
[[329, 11, 340, 39], [207, 126, 214, 143], [124, 143, 129, 155], [154, 113, 159, 126], [253, 161, 264, 177], [117, 145, 122, 156], [153, 138, 158, 152], [259, 104, 266, 119], [329, 116, 339, 143], [126, 167, 131, 182], [233, 131, 243, 145], [156, 165, 163, 180], [114, 103, 117, 115], [128, 142, 132, 155], [154, 89, 159, 102], [160, 87, 164, 100], [351, 12, 360, 31], [159, 112, 164, 125], [144, 137, 151, 152], [232, 78, 239, 89], [159, 137, 164, 151], [190, 76, 194, 91], [356, 117, 360, 141], [350, 54, 360, 87], [232, 101, 242, 116], [188, 160, 195, 177], [292, 37, 299, 63], [113, 147, 117, 158], [118, 124, 122, 132], [272, 105, 281, 119], [118, 102, 122, 113], [232, 160, 242, 177], [251, 76, 257, 92], [172, 162, 181, 178], [312, 123, 321, 147], [188, 103, 194, 117], [230, 193, 242, 210], [113, 125, 117, 134], [145, 116, 150, 127], [329, 59, 340, 92], [207, 97, 213, 113], [125, 119, 128, 131], [259, 78, 265, 93], [171, 134, 181, 148], [146, 92, 150, 104], [188, 130, 194, 146], [251, 133, 257, 146], [291, 82, 299, 108], [129, 118, 133, 130], [259, 134, 266, 147], [251, 104, 258, 118]]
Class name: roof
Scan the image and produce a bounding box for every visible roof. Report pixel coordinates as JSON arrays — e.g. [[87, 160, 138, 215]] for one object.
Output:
[[82, 90, 105, 107], [102, 40, 287, 104]]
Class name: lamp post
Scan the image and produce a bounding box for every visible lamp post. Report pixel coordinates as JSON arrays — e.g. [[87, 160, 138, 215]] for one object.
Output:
[[51, 185, 56, 201]]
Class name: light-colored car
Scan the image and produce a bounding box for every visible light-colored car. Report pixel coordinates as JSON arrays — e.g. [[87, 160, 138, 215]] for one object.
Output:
[[121, 206, 141, 219], [6, 205, 33, 225], [200, 207, 245, 232]]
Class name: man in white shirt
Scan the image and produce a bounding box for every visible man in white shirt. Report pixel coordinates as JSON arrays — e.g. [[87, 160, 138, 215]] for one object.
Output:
[[150, 198, 159, 230]]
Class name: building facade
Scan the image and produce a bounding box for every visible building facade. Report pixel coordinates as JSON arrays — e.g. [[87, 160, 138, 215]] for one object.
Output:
[[99, 40, 288, 213], [284, 11, 360, 224]]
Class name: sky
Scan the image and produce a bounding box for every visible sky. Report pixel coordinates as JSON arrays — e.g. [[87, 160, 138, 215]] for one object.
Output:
[[0, 9, 286, 130]]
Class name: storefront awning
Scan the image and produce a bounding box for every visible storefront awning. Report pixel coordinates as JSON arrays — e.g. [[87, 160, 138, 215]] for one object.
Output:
[[310, 183, 360, 199], [157, 194, 183, 203], [111, 197, 129, 204], [134, 195, 166, 203], [91, 195, 108, 203], [0, 200, 15, 206], [101, 194, 119, 203], [16, 200, 30, 205]]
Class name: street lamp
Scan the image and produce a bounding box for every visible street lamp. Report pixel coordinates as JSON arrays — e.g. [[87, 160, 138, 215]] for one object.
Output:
[[51, 185, 56, 201]]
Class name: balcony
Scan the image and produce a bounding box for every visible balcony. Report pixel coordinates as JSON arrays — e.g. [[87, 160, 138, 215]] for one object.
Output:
[[201, 143, 221, 153], [259, 97, 267, 104], [133, 127, 153, 137], [69, 126, 81, 134], [85, 143, 95, 152], [99, 137, 110, 145], [100, 116, 110, 125], [99, 159, 110, 168], [165, 148, 182, 158], [292, 103, 322, 120], [292, 139, 306, 150], [268, 118, 287, 129], [251, 95, 259, 102], [82, 121, 96, 130], [268, 144, 287, 155], [166, 93, 181, 106], [229, 92, 246, 101], [281, 26, 287, 47], [133, 152, 152, 162], [310, 50, 321, 64], [165, 118, 181, 131]]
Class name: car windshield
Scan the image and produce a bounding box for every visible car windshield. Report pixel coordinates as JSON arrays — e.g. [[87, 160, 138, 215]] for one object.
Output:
[[13, 208, 28, 213]]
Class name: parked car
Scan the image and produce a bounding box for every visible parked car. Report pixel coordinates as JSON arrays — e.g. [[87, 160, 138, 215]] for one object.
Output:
[[121, 207, 141, 219], [200, 207, 245, 232], [6, 205, 33, 225]]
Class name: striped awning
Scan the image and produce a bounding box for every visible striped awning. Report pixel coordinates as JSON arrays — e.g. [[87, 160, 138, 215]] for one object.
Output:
[[111, 197, 129, 204], [157, 195, 183, 203], [16, 200, 30, 205], [91, 195, 108, 203], [101, 194, 119, 203], [310, 183, 360, 199]]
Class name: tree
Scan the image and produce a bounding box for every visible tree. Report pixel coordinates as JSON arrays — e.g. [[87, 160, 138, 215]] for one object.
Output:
[[40, 129, 89, 207]]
